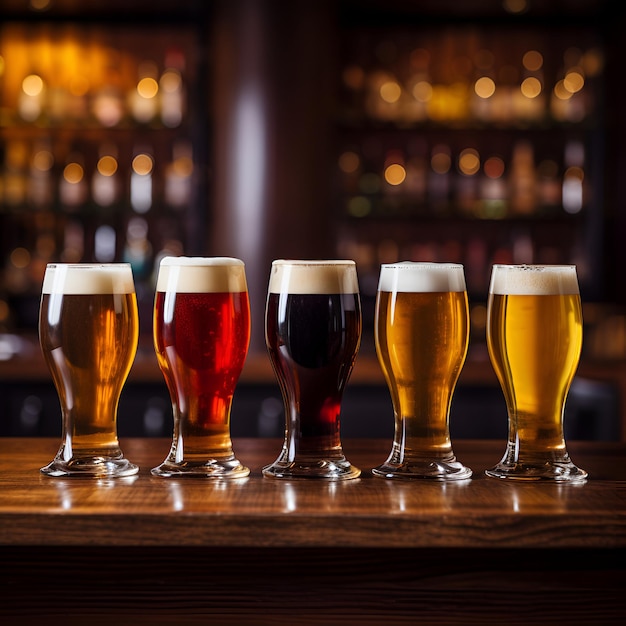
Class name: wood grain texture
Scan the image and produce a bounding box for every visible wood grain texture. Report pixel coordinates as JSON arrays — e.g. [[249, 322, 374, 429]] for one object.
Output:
[[1, 439, 625, 624], [1, 438, 626, 549]]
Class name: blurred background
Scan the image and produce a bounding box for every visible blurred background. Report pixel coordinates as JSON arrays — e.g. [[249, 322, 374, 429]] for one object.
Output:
[[0, 0, 625, 441]]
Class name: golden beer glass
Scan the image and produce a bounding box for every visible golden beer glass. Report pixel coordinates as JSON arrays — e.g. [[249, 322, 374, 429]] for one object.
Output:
[[151, 257, 250, 478], [263, 260, 362, 480], [372, 262, 472, 480], [485, 264, 587, 482], [39, 263, 139, 478]]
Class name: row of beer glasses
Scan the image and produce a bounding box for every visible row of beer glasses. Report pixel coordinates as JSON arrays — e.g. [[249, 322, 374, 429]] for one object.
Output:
[[38, 258, 587, 483]]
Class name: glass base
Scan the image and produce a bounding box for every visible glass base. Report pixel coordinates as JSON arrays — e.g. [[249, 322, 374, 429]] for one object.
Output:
[[263, 456, 361, 480], [372, 458, 472, 481], [485, 461, 588, 482], [41, 454, 139, 478], [485, 443, 588, 483], [151, 457, 250, 479]]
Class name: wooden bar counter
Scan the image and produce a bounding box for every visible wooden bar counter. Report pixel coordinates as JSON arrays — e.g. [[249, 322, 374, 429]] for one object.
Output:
[[1, 438, 625, 624]]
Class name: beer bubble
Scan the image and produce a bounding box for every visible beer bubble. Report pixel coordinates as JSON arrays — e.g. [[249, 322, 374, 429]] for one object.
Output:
[[490, 264, 579, 295], [378, 262, 466, 293]]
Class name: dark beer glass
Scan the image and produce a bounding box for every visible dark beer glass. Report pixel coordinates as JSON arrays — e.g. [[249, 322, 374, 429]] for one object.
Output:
[[39, 263, 139, 478], [263, 260, 362, 480], [152, 256, 250, 478], [372, 262, 472, 480]]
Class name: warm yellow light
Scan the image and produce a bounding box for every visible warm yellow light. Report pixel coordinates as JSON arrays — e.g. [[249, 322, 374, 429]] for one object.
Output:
[[63, 163, 84, 184], [521, 76, 542, 98], [554, 80, 572, 100], [522, 50, 543, 71], [97, 155, 118, 177], [384, 163, 406, 185], [172, 156, 193, 177], [458, 148, 480, 176], [33, 150, 53, 172], [380, 81, 402, 104], [160, 69, 182, 93], [474, 76, 495, 99], [582, 48, 603, 77], [564, 70, 584, 93], [132, 154, 153, 175], [431, 149, 451, 174], [22, 74, 44, 97], [137, 77, 159, 99], [565, 166, 584, 181], [412, 80, 433, 102], [339, 151, 360, 174]]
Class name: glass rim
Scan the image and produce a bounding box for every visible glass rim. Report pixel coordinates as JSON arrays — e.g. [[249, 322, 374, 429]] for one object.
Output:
[[271, 259, 356, 267], [380, 261, 464, 270], [492, 264, 577, 270], [45, 263, 132, 269], [159, 256, 244, 267]]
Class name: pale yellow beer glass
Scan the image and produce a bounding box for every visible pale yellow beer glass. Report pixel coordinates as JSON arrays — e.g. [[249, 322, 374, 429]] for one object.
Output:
[[39, 263, 139, 478], [372, 262, 472, 480], [485, 264, 587, 482]]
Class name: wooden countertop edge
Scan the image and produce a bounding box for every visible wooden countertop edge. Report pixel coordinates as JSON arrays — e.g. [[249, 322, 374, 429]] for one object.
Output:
[[2, 511, 626, 549]]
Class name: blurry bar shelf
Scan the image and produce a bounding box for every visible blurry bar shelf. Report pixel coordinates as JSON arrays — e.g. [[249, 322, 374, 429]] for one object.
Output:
[[2, 332, 626, 440], [2, 331, 625, 384], [0, 437, 625, 623]]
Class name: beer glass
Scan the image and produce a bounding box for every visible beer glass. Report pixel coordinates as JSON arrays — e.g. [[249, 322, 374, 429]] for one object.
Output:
[[485, 264, 587, 482], [372, 262, 472, 480], [151, 256, 250, 478], [39, 263, 139, 478], [263, 260, 362, 480]]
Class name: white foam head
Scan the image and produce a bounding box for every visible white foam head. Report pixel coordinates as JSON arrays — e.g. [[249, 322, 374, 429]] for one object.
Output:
[[378, 262, 466, 293], [156, 256, 247, 293], [490, 264, 580, 295], [268, 260, 359, 294], [42, 264, 135, 295]]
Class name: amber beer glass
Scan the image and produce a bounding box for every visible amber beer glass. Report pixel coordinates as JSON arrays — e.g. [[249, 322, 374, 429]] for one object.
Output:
[[372, 262, 472, 480], [39, 263, 139, 477], [485, 264, 587, 482], [263, 260, 361, 479], [151, 257, 250, 478]]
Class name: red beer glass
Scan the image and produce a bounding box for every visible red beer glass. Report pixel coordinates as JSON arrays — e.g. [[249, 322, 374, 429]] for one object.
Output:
[[263, 260, 362, 480], [152, 256, 250, 478]]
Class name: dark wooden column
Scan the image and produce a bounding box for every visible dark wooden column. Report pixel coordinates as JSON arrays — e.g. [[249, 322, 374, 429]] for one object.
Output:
[[211, 0, 336, 353]]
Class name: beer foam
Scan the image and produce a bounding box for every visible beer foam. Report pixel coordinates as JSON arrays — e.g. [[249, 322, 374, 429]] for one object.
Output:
[[490, 264, 580, 295], [42, 264, 135, 295], [378, 262, 466, 293], [156, 256, 247, 293], [268, 260, 359, 294]]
